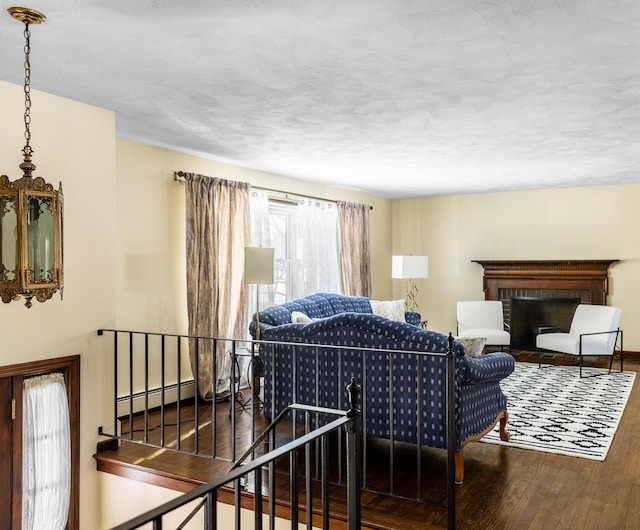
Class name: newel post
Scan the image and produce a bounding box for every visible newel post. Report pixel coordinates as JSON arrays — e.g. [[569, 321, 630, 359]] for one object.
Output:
[[345, 377, 362, 530]]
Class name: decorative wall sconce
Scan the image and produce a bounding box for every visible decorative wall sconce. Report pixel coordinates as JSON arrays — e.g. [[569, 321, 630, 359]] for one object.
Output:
[[0, 7, 63, 308]]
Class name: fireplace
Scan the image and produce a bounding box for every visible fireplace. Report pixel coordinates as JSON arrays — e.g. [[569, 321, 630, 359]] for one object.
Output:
[[473, 260, 618, 350], [510, 297, 580, 349]]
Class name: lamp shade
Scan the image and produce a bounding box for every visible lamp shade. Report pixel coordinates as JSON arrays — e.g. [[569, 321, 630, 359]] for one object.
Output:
[[244, 247, 274, 284], [392, 255, 428, 279]]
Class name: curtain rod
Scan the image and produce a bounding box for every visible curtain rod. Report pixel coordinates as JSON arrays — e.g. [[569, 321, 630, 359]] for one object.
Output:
[[173, 171, 373, 210]]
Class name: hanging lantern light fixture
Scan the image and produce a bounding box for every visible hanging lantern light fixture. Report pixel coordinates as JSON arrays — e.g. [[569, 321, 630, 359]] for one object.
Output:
[[0, 7, 63, 308]]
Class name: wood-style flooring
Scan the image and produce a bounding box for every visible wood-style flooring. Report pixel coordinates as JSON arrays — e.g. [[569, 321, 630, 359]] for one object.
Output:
[[95, 353, 640, 529]]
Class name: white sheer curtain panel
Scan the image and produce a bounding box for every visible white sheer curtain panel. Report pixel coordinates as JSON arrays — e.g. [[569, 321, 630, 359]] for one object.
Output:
[[22, 373, 70, 530], [294, 199, 341, 299], [247, 189, 274, 332]]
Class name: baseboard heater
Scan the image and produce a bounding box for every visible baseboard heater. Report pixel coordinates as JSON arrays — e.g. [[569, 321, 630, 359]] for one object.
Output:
[[116, 379, 196, 418]]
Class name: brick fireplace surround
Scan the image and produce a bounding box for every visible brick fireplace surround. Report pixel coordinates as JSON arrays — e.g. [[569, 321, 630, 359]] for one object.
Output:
[[472, 260, 618, 323]]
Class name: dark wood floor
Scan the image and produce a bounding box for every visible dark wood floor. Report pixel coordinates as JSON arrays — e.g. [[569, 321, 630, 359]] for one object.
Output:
[[95, 353, 639, 529]]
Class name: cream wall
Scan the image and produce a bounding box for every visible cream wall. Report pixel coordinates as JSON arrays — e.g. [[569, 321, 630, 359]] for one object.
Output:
[[391, 186, 640, 350], [115, 138, 394, 336], [0, 80, 117, 529], [100, 474, 320, 529]]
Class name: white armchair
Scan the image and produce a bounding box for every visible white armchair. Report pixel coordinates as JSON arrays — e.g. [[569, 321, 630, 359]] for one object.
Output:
[[536, 304, 623, 377], [456, 301, 511, 352]]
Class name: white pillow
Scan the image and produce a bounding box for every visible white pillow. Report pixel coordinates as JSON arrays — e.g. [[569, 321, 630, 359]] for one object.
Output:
[[455, 336, 487, 358], [291, 311, 313, 324], [370, 299, 406, 322]]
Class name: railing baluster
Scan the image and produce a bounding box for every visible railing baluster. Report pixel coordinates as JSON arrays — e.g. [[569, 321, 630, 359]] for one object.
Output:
[[207, 490, 216, 530], [254, 465, 263, 530], [113, 331, 118, 440], [212, 338, 217, 458], [360, 351, 366, 490], [234, 476, 242, 529], [290, 448, 298, 529], [231, 340, 237, 461], [305, 411, 312, 529], [337, 348, 344, 485], [161, 335, 165, 447], [176, 336, 182, 452], [447, 334, 457, 530], [416, 352, 423, 500], [144, 333, 149, 444], [388, 352, 395, 495], [128, 332, 134, 441], [194, 337, 200, 454], [321, 433, 329, 530]]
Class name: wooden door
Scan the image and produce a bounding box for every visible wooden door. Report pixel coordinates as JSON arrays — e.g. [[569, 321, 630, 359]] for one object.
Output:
[[0, 377, 14, 529]]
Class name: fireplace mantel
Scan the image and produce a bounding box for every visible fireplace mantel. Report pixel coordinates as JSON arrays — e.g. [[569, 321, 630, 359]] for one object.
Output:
[[472, 259, 618, 306]]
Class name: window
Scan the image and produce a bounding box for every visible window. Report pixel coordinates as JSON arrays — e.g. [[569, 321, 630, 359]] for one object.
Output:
[[250, 191, 340, 313], [268, 201, 295, 305]]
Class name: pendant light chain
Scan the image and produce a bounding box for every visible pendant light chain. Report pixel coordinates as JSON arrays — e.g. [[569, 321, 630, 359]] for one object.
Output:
[[23, 21, 33, 158]]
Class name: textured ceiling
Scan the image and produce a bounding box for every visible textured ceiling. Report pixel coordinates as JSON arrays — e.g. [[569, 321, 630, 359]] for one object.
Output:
[[1, 1, 639, 199]]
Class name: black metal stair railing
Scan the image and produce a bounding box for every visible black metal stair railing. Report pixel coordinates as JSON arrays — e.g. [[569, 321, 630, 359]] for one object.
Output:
[[109, 380, 363, 530], [96, 328, 458, 529], [97, 329, 263, 462]]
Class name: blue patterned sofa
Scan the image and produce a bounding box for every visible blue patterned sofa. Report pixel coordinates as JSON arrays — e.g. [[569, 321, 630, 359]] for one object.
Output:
[[250, 292, 514, 483]]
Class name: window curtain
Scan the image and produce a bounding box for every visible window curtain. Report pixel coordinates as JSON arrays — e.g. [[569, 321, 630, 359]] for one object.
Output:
[[22, 373, 70, 530], [336, 201, 371, 297], [185, 173, 250, 400], [294, 199, 341, 299], [247, 189, 273, 334]]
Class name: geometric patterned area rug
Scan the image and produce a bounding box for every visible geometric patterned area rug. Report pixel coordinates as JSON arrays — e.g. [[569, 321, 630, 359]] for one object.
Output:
[[481, 362, 635, 461]]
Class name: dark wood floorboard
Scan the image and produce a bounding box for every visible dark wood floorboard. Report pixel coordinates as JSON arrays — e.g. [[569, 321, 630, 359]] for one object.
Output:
[[95, 353, 639, 529]]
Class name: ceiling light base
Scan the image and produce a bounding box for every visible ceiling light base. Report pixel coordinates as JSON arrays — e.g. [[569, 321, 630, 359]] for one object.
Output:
[[8, 7, 46, 24]]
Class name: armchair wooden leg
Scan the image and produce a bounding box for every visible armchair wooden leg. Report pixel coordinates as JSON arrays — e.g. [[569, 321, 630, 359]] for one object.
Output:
[[455, 451, 464, 484]]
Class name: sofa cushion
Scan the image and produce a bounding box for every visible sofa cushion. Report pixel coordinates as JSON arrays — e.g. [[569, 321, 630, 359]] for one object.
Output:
[[291, 311, 312, 324], [370, 299, 406, 322], [456, 336, 487, 358]]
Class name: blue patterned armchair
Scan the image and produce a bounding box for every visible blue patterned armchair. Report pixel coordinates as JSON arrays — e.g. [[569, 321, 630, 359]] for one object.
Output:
[[250, 292, 514, 483]]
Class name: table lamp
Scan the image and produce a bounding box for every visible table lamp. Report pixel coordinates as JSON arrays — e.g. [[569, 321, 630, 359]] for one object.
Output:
[[392, 255, 428, 313]]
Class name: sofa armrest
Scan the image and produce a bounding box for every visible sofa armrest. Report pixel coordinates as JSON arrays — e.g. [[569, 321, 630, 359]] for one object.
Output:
[[404, 311, 421, 326], [460, 352, 515, 385]]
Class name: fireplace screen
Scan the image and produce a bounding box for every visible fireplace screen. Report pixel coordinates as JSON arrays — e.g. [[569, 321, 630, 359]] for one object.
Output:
[[510, 297, 580, 350]]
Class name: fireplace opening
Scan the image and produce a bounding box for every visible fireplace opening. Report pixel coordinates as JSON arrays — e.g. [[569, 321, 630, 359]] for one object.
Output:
[[509, 297, 580, 350]]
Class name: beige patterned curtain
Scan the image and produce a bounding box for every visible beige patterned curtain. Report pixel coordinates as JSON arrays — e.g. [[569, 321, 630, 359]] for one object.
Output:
[[337, 201, 371, 297], [185, 173, 250, 400]]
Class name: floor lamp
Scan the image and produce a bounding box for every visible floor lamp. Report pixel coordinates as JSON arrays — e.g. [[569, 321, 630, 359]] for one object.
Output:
[[244, 247, 275, 342], [244, 247, 274, 401], [392, 255, 429, 313]]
